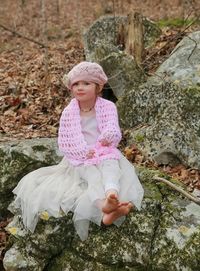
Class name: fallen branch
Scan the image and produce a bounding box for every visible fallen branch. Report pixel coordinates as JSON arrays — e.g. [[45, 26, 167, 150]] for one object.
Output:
[[153, 176, 200, 205], [0, 23, 48, 48]]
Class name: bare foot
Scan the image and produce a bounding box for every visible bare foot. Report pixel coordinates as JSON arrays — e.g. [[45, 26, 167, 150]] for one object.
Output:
[[102, 193, 119, 214], [102, 203, 133, 225], [118, 201, 131, 207]]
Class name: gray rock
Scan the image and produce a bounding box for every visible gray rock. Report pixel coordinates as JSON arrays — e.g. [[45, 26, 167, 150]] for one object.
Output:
[[3, 245, 42, 271], [3, 212, 74, 271], [83, 15, 161, 60], [0, 138, 62, 216], [3, 167, 200, 271], [151, 200, 200, 271], [155, 31, 200, 88], [118, 80, 200, 169], [99, 50, 146, 98]]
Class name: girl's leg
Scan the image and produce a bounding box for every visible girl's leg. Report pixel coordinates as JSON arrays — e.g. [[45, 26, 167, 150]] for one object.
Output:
[[100, 160, 121, 213], [80, 161, 134, 225], [99, 160, 133, 223]]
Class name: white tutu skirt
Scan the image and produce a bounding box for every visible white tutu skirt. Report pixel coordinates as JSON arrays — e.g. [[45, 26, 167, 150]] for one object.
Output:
[[13, 153, 144, 240]]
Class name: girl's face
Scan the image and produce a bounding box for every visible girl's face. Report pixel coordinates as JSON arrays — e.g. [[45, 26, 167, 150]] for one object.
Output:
[[71, 81, 99, 102]]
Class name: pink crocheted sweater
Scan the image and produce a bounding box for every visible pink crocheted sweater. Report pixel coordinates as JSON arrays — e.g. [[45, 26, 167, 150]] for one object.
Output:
[[58, 97, 122, 166]]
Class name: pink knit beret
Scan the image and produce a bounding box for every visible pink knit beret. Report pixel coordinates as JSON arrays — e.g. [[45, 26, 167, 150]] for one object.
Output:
[[63, 61, 108, 90]]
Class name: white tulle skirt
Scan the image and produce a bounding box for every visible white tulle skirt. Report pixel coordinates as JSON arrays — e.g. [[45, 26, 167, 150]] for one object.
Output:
[[13, 153, 144, 240]]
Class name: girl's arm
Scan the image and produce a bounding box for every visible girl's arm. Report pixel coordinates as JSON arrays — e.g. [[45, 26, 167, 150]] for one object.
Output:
[[97, 102, 122, 148]]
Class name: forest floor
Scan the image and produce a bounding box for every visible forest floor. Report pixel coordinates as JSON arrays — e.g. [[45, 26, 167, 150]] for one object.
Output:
[[0, 0, 200, 269]]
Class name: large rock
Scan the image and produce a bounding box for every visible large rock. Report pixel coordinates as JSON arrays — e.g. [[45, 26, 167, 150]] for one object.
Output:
[[117, 81, 200, 169], [100, 50, 146, 98], [83, 15, 161, 98], [117, 31, 200, 169], [155, 31, 200, 87], [3, 213, 74, 271], [0, 139, 62, 216], [3, 163, 200, 271]]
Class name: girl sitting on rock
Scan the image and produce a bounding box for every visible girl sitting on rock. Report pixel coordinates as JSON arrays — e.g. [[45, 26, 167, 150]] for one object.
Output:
[[13, 61, 144, 240]]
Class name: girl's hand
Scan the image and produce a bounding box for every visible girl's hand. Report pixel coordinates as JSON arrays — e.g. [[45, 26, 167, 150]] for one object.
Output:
[[99, 139, 111, 147], [86, 149, 95, 159]]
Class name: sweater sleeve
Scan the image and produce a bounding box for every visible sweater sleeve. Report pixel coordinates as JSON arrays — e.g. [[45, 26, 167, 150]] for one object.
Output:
[[58, 108, 90, 161], [97, 102, 122, 147]]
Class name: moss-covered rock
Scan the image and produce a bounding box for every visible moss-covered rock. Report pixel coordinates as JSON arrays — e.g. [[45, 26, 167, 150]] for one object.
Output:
[[117, 80, 200, 169], [3, 212, 75, 271], [100, 51, 146, 98], [3, 244, 42, 271], [3, 166, 200, 271], [119, 31, 200, 169], [151, 200, 200, 271], [0, 138, 62, 216]]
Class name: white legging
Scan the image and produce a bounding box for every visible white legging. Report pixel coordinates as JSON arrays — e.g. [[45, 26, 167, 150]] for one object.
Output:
[[78, 159, 121, 202]]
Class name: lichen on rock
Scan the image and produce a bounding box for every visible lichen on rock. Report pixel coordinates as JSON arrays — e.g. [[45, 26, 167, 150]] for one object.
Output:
[[0, 138, 62, 216], [3, 163, 200, 271], [117, 80, 200, 169]]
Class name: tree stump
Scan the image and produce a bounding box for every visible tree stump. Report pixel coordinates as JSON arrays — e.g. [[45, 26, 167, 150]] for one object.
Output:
[[117, 12, 144, 66]]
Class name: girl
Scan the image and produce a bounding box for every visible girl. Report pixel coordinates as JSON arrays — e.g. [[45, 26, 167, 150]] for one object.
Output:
[[12, 61, 144, 241]]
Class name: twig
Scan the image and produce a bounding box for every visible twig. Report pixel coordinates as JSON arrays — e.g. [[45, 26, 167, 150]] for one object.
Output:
[[153, 176, 200, 205], [0, 23, 48, 48], [186, 35, 198, 62]]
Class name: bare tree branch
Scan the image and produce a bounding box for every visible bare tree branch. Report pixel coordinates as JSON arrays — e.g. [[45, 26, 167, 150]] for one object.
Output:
[[0, 23, 48, 48]]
